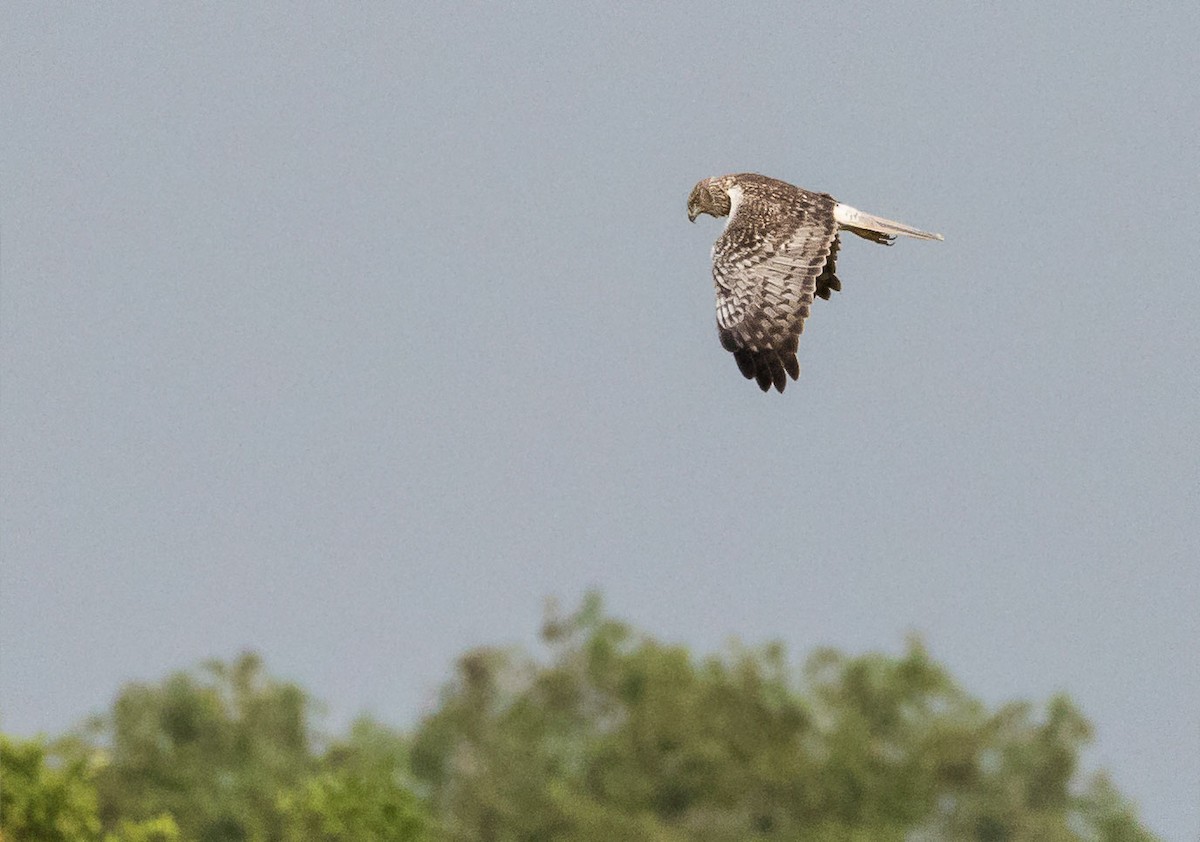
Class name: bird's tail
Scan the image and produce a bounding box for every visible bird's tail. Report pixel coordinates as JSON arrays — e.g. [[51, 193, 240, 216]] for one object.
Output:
[[833, 203, 943, 244]]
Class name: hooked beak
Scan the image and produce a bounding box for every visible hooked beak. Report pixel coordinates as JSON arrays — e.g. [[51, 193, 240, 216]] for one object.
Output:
[[687, 209, 698, 223]]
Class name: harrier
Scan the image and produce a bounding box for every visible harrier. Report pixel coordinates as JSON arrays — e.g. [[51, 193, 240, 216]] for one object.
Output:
[[688, 173, 942, 392]]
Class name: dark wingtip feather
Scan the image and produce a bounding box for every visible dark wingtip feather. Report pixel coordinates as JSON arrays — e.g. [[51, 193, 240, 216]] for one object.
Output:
[[732, 348, 802, 394], [755, 366, 772, 391], [816, 276, 842, 300], [734, 350, 757, 381], [769, 356, 786, 392], [783, 354, 800, 381]]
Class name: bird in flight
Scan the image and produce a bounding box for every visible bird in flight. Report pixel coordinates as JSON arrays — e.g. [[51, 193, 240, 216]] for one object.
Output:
[[688, 173, 942, 392]]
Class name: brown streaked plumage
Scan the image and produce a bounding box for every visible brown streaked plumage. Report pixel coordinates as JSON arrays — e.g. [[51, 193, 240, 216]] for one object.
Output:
[[687, 173, 942, 393]]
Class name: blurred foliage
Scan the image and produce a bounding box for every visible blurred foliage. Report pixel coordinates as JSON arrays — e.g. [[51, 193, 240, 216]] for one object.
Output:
[[0, 733, 179, 842], [87, 652, 315, 841], [1, 733, 101, 841], [276, 719, 430, 842], [410, 592, 1157, 842], [2, 653, 429, 842], [2, 593, 1157, 841]]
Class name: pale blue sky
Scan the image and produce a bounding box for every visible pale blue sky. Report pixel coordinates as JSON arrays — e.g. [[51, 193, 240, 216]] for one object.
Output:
[[3, 4, 1197, 838]]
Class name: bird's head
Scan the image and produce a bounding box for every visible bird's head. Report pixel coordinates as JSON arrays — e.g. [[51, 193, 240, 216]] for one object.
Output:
[[687, 177, 732, 223]]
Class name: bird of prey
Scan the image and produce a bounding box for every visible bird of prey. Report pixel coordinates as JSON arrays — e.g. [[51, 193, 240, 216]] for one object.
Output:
[[687, 173, 942, 392]]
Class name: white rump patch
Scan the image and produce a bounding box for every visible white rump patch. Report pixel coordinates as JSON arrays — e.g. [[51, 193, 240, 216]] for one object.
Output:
[[834, 202, 944, 241], [833, 203, 861, 227]]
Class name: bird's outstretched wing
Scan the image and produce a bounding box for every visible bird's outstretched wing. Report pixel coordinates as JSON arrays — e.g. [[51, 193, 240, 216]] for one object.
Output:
[[713, 188, 838, 392]]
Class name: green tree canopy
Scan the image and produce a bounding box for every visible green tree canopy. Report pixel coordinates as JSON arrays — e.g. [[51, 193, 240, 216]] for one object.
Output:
[[0, 733, 180, 842], [410, 593, 1156, 842], [2, 594, 1155, 842], [276, 718, 430, 842], [57, 652, 428, 842], [89, 652, 313, 841]]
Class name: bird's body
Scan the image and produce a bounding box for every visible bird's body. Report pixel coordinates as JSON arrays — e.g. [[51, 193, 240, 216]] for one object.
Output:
[[687, 173, 942, 392]]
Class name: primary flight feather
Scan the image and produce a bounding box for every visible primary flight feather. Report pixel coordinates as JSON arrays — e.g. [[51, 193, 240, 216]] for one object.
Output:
[[687, 173, 942, 392]]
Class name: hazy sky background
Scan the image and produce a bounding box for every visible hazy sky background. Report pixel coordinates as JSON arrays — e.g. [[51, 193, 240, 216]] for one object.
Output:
[[3, 3, 1197, 838]]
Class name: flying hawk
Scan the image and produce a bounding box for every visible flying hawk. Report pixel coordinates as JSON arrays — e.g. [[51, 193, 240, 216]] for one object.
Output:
[[688, 173, 942, 392]]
